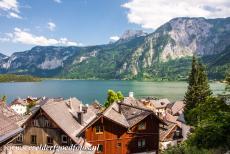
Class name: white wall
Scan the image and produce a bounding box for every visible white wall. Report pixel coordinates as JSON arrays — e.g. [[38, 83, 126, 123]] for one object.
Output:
[[11, 104, 27, 115]]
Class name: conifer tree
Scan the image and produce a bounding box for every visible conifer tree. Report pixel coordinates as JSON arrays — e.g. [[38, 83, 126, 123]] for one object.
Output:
[[184, 56, 212, 125]]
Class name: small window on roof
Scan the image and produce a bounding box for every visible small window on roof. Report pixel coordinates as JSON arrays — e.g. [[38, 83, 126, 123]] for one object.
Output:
[[44, 120, 50, 127], [32, 119, 39, 127], [95, 125, 104, 134], [138, 122, 146, 130]]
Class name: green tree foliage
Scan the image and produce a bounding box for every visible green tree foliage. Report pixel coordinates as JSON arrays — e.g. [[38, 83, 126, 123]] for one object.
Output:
[[0, 74, 41, 82], [117, 91, 124, 100], [164, 96, 230, 153], [163, 143, 217, 154], [1, 95, 7, 102], [184, 56, 212, 126], [104, 90, 124, 108], [225, 72, 230, 92], [187, 96, 230, 150]]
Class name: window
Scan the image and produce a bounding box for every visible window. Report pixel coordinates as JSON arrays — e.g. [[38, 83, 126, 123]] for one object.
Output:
[[117, 143, 121, 147], [32, 119, 39, 127], [97, 144, 103, 153], [44, 120, 50, 127], [61, 135, 68, 144], [31, 135, 37, 145], [175, 130, 180, 137], [47, 136, 53, 146], [16, 134, 23, 143], [138, 139, 146, 148], [95, 125, 103, 134], [138, 122, 146, 130]]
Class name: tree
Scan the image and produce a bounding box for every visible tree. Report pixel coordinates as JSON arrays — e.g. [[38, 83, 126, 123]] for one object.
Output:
[[117, 91, 124, 100], [26, 100, 37, 114], [104, 90, 124, 108], [1, 95, 7, 103], [225, 72, 230, 92], [187, 96, 230, 150], [184, 56, 212, 125]]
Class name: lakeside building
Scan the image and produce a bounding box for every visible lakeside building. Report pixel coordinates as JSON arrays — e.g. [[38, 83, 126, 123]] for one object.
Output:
[[13, 97, 100, 147], [79, 101, 166, 154], [122, 94, 191, 151], [10, 97, 40, 115], [0, 94, 190, 153], [0, 101, 24, 146]]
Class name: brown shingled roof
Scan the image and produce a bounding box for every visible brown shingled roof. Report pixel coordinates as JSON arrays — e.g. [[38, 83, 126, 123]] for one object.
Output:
[[24, 97, 100, 146], [0, 109, 24, 144], [0, 103, 24, 125], [171, 101, 185, 115]]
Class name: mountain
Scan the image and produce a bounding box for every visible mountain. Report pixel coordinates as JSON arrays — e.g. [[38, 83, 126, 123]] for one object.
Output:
[[0, 17, 230, 80], [119, 30, 147, 41], [0, 53, 7, 60]]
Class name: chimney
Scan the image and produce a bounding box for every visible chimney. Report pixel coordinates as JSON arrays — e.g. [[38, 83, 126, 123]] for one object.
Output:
[[129, 92, 134, 98], [77, 103, 84, 125], [79, 103, 83, 112], [118, 102, 121, 113], [69, 98, 73, 110], [77, 112, 83, 125], [82, 104, 88, 113]]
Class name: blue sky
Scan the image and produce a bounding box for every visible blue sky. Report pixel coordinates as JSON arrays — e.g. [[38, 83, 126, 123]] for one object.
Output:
[[0, 0, 145, 55], [0, 0, 229, 55]]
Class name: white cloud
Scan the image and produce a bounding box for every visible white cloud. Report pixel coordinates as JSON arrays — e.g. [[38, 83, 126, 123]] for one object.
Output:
[[8, 11, 22, 19], [122, 0, 230, 29], [109, 36, 120, 42], [53, 0, 62, 3], [0, 0, 21, 19], [0, 27, 81, 46], [47, 22, 56, 31]]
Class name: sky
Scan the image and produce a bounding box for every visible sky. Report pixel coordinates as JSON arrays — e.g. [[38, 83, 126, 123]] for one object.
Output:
[[0, 0, 230, 55]]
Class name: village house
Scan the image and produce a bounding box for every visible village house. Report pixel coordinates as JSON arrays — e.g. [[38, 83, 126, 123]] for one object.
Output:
[[123, 93, 170, 118], [122, 94, 191, 151], [13, 97, 101, 147], [10, 98, 28, 115], [79, 101, 166, 154], [166, 101, 185, 116], [10, 97, 39, 115], [148, 99, 171, 118], [0, 101, 24, 146], [160, 121, 183, 150], [159, 101, 191, 149]]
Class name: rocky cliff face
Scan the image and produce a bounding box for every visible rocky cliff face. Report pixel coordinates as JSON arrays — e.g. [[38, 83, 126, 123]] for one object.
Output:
[[0, 17, 230, 80], [117, 17, 230, 76]]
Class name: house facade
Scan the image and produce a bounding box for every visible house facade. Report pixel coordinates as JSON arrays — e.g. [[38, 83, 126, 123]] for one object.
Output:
[[81, 102, 165, 154], [14, 98, 100, 147]]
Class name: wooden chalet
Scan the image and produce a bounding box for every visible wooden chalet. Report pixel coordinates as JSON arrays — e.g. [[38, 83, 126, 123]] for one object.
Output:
[[79, 101, 166, 154], [160, 122, 183, 150], [15, 98, 100, 147]]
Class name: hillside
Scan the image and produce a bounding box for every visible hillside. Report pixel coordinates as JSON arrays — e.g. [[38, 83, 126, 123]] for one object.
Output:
[[0, 74, 41, 82], [0, 17, 230, 80]]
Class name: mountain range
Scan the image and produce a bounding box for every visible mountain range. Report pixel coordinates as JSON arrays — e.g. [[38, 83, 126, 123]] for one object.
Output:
[[0, 17, 230, 80]]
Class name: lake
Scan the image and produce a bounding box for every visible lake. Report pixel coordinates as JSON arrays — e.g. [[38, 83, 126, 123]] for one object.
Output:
[[0, 80, 226, 104]]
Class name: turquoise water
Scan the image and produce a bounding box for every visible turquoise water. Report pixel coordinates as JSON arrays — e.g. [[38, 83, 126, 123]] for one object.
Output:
[[0, 80, 226, 104]]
